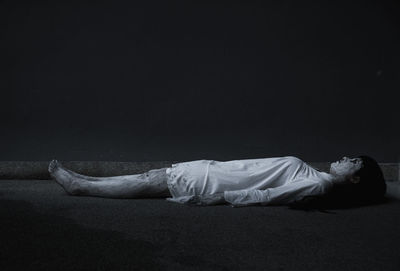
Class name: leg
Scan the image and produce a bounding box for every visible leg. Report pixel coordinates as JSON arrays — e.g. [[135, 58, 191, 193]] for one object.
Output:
[[48, 160, 171, 198], [49, 161, 134, 182]]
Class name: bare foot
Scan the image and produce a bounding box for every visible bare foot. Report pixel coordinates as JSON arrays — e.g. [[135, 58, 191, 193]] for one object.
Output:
[[48, 160, 87, 195]]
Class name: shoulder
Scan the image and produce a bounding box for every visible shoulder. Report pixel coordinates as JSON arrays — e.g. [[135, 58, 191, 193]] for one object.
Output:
[[314, 178, 334, 194]]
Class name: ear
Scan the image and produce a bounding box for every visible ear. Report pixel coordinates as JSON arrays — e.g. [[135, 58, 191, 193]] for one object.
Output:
[[349, 175, 361, 184]]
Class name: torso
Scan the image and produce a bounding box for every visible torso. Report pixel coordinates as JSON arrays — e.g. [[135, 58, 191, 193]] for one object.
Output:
[[166, 156, 334, 197]]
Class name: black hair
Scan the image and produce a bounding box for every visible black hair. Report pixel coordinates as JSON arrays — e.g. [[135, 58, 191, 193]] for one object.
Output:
[[288, 155, 387, 212]]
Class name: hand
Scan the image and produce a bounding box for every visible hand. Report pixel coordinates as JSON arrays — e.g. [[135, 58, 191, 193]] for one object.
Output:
[[186, 193, 226, 206]]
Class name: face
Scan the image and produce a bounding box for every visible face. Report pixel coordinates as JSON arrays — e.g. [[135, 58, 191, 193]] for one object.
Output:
[[330, 156, 363, 178]]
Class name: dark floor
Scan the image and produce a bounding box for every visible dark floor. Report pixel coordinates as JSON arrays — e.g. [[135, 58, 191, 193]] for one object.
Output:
[[1, 180, 399, 271]]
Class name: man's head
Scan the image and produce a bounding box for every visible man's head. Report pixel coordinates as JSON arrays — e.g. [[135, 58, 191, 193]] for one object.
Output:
[[330, 156, 363, 183], [330, 155, 386, 201]]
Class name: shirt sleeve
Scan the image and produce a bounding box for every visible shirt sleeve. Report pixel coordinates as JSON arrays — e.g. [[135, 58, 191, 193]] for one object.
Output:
[[223, 179, 330, 207]]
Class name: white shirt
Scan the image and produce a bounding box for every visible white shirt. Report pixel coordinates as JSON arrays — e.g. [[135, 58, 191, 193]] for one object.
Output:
[[165, 156, 335, 206]]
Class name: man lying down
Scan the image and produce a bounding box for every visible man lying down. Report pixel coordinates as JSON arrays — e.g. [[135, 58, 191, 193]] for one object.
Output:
[[49, 155, 386, 210]]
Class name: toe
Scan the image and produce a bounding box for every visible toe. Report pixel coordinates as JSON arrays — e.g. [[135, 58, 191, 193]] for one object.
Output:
[[48, 159, 58, 173]]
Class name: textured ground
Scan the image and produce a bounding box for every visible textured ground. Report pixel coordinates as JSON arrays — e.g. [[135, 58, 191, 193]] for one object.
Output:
[[1, 180, 399, 271]]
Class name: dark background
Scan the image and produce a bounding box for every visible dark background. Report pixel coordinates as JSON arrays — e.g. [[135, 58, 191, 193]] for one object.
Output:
[[1, 0, 399, 162]]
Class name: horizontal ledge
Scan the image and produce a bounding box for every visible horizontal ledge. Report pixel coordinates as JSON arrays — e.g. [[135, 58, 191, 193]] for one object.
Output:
[[0, 161, 398, 181]]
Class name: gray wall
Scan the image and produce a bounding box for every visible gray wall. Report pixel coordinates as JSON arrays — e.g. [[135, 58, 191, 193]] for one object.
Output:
[[1, 0, 399, 162]]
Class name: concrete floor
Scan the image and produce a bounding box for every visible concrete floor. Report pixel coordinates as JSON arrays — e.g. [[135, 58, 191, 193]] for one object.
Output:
[[1, 180, 400, 271]]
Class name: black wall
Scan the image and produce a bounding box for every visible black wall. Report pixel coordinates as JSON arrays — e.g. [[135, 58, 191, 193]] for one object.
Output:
[[1, 0, 399, 162]]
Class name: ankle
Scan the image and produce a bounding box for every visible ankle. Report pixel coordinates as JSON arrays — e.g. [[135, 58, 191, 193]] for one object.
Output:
[[68, 180, 86, 196]]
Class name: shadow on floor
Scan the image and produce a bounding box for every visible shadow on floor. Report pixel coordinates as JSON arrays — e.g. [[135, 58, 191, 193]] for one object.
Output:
[[0, 198, 162, 271]]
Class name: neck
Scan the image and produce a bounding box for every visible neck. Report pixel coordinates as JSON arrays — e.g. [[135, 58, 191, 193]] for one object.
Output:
[[325, 172, 348, 184]]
